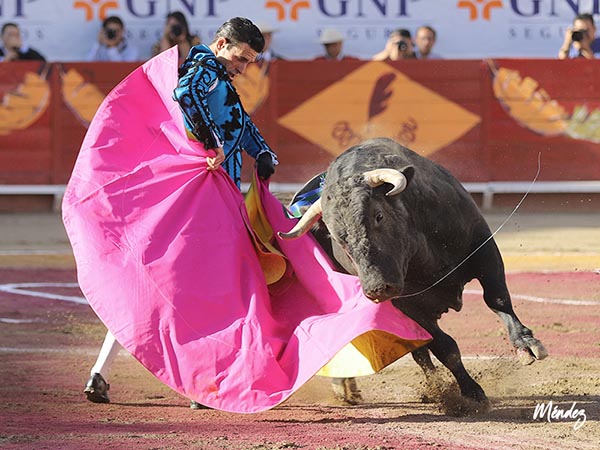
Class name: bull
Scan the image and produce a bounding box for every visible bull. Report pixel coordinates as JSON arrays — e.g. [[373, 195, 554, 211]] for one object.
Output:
[[279, 137, 547, 406]]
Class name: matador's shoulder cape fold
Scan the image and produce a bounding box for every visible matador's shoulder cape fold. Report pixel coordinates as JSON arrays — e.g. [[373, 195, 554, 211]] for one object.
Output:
[[62, 46, 431, 413]]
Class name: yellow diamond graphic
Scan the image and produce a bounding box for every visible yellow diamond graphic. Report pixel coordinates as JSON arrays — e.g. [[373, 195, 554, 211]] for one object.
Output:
[[278, 62, 481, 157]]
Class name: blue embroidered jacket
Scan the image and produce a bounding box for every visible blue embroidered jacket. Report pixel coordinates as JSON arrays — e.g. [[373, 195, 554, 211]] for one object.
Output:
[[173, 44, 277, 188]]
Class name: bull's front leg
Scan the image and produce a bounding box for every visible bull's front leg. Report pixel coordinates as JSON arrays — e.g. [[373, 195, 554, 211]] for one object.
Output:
[[411, 346, 436, 376], [425, 324, 488, 403], [481, 282, 548, 365], [394, 296, 487, 404], [411, 347, 439, 403]]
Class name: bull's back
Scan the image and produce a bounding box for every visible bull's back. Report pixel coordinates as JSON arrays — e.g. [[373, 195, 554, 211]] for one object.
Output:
[[328, 138, 476, 213]]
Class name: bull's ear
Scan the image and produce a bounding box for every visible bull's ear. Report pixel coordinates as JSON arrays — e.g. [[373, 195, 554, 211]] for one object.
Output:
[[401, 165, 415, 186]]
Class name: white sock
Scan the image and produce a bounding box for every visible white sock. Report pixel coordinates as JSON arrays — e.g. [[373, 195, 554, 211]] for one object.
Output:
[[90, 330, 122, 380]]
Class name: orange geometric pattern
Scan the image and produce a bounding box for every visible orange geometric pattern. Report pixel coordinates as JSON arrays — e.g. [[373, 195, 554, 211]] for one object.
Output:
[[265, 0, 310, 21], [457, 0, 503, 21], [73, 0, 119, 21]]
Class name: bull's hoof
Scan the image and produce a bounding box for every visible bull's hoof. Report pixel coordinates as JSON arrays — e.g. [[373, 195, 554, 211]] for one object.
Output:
[[516, 337, 548, 365], [419, 392, 437, 404], [465, 385, 488, 404], [443, 394, 491, 416], [331, 377, 363, 405], [440, 384, 490, 416], [456, 378, 488, 405]]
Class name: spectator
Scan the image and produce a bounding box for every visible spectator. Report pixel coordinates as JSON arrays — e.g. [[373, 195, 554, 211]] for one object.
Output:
[[152, 11, 200, 65], [314, 28, 357, 61], [82, 17, 277, 409], [86, 16, 139, 62], [414, 25, 442, 59], [558, 13, 600, 59], [372, 28, 416, 61], [0, 22, 45, 62], [256, 22, 284, 63]]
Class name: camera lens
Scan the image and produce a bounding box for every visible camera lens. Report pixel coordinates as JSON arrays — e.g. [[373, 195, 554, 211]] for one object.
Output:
[[171, 24, 183, 37], [571, 30, 584, 42], [397, 40, 408, 51], [105, 28, 117, 40]]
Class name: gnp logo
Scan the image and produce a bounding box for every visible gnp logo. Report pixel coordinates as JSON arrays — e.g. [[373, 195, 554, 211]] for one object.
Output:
[[458, 0, 503, 21], [266, 0, 310, 21], [73, 0, 118, 21], [264, 0, 412, 22]]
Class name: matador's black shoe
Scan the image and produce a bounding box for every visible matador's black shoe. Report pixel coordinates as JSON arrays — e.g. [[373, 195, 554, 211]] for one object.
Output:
[[189, 400, 210, 410], [84, 373, 110, 403]]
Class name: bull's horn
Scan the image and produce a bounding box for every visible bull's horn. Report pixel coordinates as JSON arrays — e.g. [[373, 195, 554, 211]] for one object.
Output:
[[278, 198, 322, 240], [363, 168, 407, 196]]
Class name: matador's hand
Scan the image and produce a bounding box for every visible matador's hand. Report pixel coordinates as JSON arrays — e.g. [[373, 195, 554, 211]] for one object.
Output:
[[256, 152, 275, 180], [206, 147, 225, 170]]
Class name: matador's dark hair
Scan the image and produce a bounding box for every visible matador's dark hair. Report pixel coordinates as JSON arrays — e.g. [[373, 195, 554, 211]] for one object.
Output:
[[212, 17, 265, 53]]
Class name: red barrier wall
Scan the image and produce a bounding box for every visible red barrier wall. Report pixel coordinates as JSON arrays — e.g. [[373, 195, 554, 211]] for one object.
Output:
[[1, 59, 599, 187]]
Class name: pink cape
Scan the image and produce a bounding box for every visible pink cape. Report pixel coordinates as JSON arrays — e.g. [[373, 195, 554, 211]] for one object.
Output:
[[62, 47, 431, 413]]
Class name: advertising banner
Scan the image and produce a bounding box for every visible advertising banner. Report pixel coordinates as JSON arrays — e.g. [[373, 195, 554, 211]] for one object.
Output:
[[1, 58, 599, 187], [1, 0, 599, 61]]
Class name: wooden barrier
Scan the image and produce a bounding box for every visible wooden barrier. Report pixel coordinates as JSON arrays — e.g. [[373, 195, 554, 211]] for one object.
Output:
[[0, 59, 599, 211], [2, 180, 599, 212], [0, 185, 66, 212]]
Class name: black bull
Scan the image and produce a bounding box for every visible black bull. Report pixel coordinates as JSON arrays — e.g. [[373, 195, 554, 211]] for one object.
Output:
[[279, 137, 547, 404]]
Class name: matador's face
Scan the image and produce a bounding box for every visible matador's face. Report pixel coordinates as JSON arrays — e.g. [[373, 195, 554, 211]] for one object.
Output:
[[214, 37, 259, 80]]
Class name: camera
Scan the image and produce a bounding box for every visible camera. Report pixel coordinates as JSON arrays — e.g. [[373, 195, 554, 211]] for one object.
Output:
[[397, 40, 408, 51], [105, 28, 117, 40], [171, 24, 183, 37], [571, 30, 586, 42]]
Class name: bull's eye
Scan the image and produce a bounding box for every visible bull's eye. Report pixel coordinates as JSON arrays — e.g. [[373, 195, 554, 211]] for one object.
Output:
[[375, 211, 384, 223]]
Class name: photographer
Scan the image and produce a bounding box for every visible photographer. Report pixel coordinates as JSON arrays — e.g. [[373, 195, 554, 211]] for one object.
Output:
[[86, 16, 139, 62], [152, 11, 200, 66], [558, 13, 599, 59], [0, 22, 45, 62], [372, 28, 416, 61]]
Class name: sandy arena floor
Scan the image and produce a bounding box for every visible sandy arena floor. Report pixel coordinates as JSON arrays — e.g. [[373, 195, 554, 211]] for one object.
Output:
[[0, 208, 599, 449]]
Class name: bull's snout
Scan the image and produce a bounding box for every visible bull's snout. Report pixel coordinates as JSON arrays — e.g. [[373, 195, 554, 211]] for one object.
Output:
[[364, 283, 402, 303]]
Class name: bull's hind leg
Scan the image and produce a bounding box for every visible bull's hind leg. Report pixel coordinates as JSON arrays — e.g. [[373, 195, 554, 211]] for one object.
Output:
[[482, 283, 548, 364], [475, 242, 548, 364]]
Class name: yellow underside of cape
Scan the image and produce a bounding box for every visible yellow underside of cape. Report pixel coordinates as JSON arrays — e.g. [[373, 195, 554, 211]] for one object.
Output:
[[245, 177, 429, 377]]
